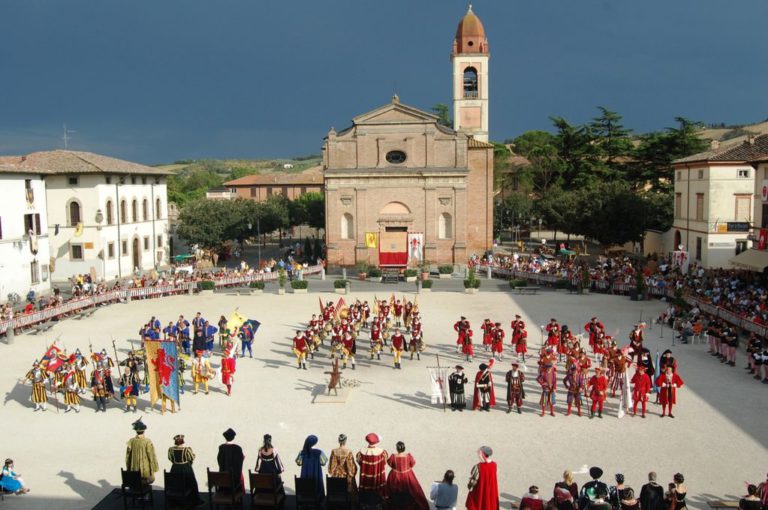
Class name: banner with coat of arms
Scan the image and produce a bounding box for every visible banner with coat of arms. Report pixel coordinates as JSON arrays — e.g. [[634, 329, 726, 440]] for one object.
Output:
[[145, 340, 180, 407], [427, 367, 449, 404], [407, 233, 424, 264], [365, 232, 378, 249]]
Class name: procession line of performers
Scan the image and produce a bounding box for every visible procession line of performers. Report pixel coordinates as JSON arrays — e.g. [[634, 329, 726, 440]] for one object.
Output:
[[23, 311, 255, 413], [448, 316, 685, 418], [292, 297, 425, 370]]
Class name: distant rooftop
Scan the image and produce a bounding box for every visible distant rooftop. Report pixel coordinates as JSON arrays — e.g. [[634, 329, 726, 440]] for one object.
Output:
[[224, 165, 323, 186], [0, 150, 172, 176], [674, 134, 768, 164]]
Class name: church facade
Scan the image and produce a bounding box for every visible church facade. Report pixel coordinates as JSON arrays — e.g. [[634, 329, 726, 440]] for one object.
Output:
[[323, 7, 494, 268]]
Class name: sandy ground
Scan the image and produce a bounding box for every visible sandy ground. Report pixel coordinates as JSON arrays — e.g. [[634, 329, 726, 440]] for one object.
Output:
[[1, 280, 766, 509]]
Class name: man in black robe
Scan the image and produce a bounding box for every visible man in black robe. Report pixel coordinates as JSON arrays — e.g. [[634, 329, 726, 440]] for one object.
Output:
[[639, 472, 665, 510], [448, 365, 468, 412], [217, 428, 244, 492]]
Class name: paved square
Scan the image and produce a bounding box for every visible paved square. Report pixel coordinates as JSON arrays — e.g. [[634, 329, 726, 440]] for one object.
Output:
[[2, 282, 766, 509]]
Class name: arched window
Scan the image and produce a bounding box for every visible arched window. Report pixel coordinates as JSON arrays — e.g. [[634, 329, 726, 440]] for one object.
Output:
[[106, 200, 114, 225], [68, 201, 81, 226], [131, 199, 138, 223], [120, 200, 127, 223], [142, 199, 149, 221], [438, 212, 453, 239], [463, 67, 478, 98], [155, 198, 162, 219], [341, 213, 354, 240]]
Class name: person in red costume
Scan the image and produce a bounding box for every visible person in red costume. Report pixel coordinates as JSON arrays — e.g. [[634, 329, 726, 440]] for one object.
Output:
[[461, 328, 475, 362], [656, 366, 684, 418], [356, 433, 388, 497], [221, 347, 236, 396], [386, 441, 429, 510], [472, 360, 495, 411], [466, 446, 499, 510], [454, 317, 471, 353], [631, 364, 652, 418], [588, 366, 608, 419]]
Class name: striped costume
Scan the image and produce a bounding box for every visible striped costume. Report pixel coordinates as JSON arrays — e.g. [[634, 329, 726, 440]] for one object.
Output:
[[26, 368, 48, 404]]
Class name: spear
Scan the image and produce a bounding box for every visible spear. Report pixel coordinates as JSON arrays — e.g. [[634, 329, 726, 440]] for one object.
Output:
[[111, 337, 121, 368]]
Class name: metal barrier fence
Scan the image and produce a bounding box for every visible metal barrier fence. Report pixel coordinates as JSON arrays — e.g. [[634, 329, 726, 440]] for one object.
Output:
[[0, 265, 323, 336]]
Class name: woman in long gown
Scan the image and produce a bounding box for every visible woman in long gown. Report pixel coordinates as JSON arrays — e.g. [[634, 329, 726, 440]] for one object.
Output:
[[295, 435, 327, 499], [386, 441, 429, 510], [167, 435, 203, 507], [328, 434, 357, 493], [255, 434, 285, 493]]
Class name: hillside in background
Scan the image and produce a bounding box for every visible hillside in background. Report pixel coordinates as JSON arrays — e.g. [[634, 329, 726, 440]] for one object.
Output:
[[699, 119, 768, 143], [159, 155, 322, 206]]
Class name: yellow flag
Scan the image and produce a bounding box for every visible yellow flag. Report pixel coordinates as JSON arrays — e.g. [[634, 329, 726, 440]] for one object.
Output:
[[365, 232, 378, 248], [228, 310, 247, 331]]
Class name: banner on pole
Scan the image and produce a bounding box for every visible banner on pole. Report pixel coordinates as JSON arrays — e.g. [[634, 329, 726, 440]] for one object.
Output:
[[427, 367, 449, 404], [146, 340, 180, 407]]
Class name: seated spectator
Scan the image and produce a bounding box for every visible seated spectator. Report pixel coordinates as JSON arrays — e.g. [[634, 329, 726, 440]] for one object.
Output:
[[740, 484, 762, 510], [0, 459, 30, 494], [589, 487, 612, 510], [430, 470, 458, 510], [553, 470, 578, 510], [520, 485, 545, 510]]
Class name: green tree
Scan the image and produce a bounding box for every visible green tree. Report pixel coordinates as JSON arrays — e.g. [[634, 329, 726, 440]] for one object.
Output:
[[589, 107, 634, 167], [633, 117, 708, 192], [551, 117, 602, 188], [176, 199, 241, 251], [494, 192, 533, 237], [431, 103, 452, 127], [289, 192, 325, 230]]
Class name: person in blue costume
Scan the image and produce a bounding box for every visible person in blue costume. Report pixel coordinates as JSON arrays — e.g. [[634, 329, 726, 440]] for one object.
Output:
[[295, 435, 328, 499]]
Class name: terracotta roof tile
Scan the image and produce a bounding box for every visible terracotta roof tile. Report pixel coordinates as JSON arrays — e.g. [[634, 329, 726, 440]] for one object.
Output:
[[674, 134, 768, 164], [224, 165, 323, 186], [0, 150, 171, 175]]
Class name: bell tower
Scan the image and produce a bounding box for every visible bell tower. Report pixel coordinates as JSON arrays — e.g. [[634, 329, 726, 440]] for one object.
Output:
[[451, 4, 489, 142]]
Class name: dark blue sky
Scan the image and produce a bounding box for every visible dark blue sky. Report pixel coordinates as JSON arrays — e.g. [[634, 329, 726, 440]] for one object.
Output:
[[1, 0, 766, 164]]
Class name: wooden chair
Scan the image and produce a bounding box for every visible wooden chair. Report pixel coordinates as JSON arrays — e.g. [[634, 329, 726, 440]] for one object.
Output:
[[294, 476, 322, 510], [207, 468, 243, 509], [248, 471, 285, 509], [120, 468, 154, 510], [163, 469, 193, 510], [358, 490, 384, 510], [324, 476, 352, 510]]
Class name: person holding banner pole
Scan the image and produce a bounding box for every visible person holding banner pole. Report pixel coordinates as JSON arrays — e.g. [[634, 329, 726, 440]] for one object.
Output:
[[448, 366, 468, 412]]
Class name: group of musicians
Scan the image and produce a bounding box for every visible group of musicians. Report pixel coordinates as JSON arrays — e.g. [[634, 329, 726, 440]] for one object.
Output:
[[291, 298, 426, 370]]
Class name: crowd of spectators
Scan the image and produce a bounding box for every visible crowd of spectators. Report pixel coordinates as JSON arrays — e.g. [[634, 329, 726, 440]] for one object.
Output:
[[0, 256, 320, 325]]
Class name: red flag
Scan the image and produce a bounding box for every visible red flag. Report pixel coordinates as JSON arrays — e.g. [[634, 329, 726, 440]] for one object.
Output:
[[41, 343, 64, 373], [335, 297, 346, 320], [759, 229, 767, 250]]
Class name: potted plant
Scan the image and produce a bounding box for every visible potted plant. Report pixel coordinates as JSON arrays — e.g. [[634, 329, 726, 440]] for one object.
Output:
[[197, 280, 215, 295], [421, 279, 433, 292], [355, 261, 368, 281], [420, 261, 431, 281], [631, 272, 647, 301], [404, 268, 418, 283], [277, 268, 287, 295], [463, 268, 481, 294], [509, 279, 527, 289], [368, 267, 383, 283], [334, 279, 349, 294], [438, 265, 454, 279], [249, 280, 265, 294], [291, 279, 309, 294]]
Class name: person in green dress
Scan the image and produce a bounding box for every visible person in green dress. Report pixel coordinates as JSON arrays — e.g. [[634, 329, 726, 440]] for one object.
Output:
[[168, 434, 203, 506], [125, 418, 159, 485]]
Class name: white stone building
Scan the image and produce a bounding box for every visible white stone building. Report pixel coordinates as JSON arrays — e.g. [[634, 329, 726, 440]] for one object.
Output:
[[0, 164, 51, 300], [669, 135, 768, 268], [0, 151, 171, 284]]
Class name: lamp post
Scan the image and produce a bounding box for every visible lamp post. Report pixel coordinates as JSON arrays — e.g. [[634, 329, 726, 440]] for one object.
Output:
[[250, 218, 262, 268], [95, 209, 104, 279]]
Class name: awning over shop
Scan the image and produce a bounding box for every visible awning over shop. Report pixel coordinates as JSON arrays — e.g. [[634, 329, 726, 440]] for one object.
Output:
[[730, 249, 768, 272]]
